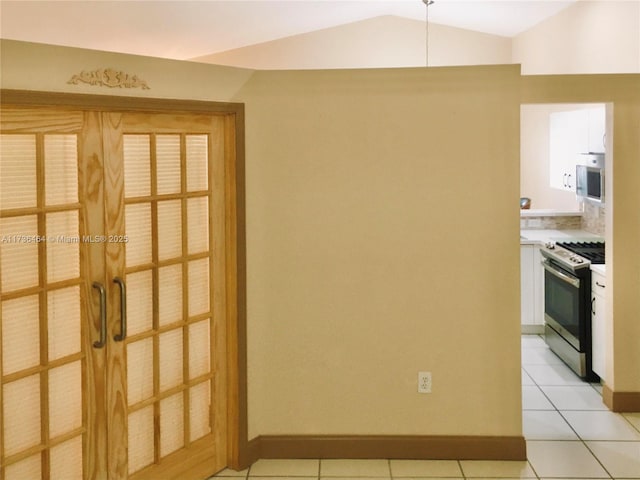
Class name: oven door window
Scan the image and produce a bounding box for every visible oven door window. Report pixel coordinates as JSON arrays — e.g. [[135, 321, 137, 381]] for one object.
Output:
[[544, 268, 581, 341]]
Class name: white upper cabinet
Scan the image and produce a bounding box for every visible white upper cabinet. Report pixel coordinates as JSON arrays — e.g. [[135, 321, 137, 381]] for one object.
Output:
[[549, 109, 587, 191], [549, 105, 605, 191], [587, 105, 606, 153]]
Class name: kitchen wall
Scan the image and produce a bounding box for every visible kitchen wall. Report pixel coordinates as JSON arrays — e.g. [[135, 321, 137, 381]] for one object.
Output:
[[195, 15, 512, 69], [513, 0, 640, 75]]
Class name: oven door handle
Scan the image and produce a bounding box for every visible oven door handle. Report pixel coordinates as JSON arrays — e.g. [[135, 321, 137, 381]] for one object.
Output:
[[541, 260, 581, 288]]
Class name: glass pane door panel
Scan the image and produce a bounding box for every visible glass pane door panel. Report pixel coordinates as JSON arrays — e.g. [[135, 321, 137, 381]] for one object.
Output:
[[3, 374, 41, 456], [188, 258, 210, 316], [125, 203, 152, 267], [156, 135, 181, 195], [123, 134, 151, 198], [189, 320, 210, 379], [186, 135, 208, 192], [48, 361, 82, 437], [127, 338, 154, 405], [4, 454, 42, 480], [159, 328, 183, 391], [44, 134, 79, 205], [158, 264, 182, 327], [2, 295, 39, 374], [187, 196, 209, 254], [157, 200, 182, 261], [126, 270, 153, 336], [46, 210, 80, 282], [0, 215, 39, 292], [160, 393, 184, 457], [189, 381, 212, 441], [50, 437, 83, 480], [128, 406, 155, 474], [0, 134, 37, 209], [47, 286, 81, 361]]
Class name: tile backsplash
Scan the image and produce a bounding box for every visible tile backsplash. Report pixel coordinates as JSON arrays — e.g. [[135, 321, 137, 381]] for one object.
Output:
[[581, 202, 605, 236], [520, 215, 582, 230], [519, 203, 605, 235]]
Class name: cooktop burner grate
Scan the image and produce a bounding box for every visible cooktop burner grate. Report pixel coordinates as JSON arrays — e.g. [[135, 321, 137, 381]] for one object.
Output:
[[556, 241, 605, 264]]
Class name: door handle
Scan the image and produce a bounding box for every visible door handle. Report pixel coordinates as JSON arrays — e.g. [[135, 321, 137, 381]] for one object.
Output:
[[92, 282, 107, 348], [113, 277, 127, 342], [591, 297, 596, 315]]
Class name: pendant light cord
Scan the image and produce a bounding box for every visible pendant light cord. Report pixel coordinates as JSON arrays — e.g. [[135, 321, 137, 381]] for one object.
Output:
[[423, 0, 434, 67]]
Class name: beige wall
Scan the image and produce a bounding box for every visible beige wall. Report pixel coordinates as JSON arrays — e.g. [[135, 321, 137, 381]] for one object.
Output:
[[234, 65, 522, 438], [0, 39, 253, 101], [195, 15, 512, 70], [609, 98, 640, 391], [513, 1, 640, 75]]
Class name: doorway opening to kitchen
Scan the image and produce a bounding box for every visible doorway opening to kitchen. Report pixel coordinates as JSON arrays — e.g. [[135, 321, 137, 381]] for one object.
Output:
[[519, 102, 613, 433]]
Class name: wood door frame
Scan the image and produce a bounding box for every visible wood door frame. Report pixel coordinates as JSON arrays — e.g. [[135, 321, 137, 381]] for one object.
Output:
[[0, 89, 249, 472]]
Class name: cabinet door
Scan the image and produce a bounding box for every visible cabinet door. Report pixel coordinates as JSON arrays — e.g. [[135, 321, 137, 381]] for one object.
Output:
[[549, 109, 588, 191], [0, 109, 105, 479], [587, 106, 606, 153]]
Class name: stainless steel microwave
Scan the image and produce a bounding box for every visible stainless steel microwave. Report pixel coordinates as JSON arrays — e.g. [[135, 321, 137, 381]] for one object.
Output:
[[576, 153, 604, 204]]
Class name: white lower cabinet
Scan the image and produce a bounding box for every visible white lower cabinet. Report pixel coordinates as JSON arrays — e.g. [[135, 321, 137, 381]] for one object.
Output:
[[521, 244, 545, 332], [591, 270, 607, 379]]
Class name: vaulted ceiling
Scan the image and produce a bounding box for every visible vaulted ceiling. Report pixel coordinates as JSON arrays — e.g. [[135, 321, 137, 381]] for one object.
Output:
[[0, 1, 577, 60]]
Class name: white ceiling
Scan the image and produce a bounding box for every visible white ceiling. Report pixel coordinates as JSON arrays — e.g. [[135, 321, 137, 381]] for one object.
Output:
[[0, 0, 577, 61]]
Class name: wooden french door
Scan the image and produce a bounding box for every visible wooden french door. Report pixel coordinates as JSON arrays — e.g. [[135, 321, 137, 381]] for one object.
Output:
[[0, 98, 240, 480]]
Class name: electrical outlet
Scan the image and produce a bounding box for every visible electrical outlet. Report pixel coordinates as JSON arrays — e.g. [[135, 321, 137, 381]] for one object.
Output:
[[418, 371, 432, 393]]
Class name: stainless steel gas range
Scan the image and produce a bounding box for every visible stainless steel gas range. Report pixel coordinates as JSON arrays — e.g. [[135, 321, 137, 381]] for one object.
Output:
[[540, 240, 605, 381]]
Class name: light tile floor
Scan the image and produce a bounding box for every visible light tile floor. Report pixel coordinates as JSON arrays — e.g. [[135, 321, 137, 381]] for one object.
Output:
[[212, 335, 640, 480]]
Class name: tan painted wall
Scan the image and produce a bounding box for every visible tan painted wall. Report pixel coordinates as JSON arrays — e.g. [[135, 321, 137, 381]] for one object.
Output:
[[0, 39, 254, 101], [513, 1, 640, 75], [521, 74, 640, 393], [233, 65, 522, 438], [610, 98, 640, 391], [195, 15, 512, 70]]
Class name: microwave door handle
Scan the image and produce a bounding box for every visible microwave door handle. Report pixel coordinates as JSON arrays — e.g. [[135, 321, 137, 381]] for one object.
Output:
[[541, 260, 581, 288]]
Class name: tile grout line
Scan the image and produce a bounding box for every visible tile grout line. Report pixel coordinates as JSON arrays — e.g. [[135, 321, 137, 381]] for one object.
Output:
[[523, 334, 617, 479], [530, 356, 615, 480]]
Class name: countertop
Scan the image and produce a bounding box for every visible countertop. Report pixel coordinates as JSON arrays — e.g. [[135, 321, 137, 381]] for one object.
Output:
[[520, 229, 602, 245], [520, 209, 583, 217]]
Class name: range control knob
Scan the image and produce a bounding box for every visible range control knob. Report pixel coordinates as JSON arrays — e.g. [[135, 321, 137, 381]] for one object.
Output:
[[545, 242, 555, 250]]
